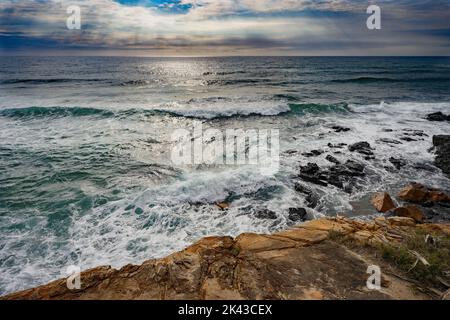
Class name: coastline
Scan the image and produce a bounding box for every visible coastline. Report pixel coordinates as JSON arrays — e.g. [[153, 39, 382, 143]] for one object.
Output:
[[2, 132, 450, 300], [2, 213, 449, 300]]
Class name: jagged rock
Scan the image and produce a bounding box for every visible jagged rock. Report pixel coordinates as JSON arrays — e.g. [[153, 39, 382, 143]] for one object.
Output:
[[426, 112, 450, 122], [400, 137, 417, 142], [377, 138, 402, 145], [389, 157, 407, 170], [328, 143, 347, 149], [393, 205, 425, 223], [5, 216, 450, 300], [294, 183, 318, 208], [299, 160, 366, 192], [216, 202, 229, 211], [255, 209, 277, 220], [371, 192, 396, 213], [302, 150, 324, 157], [325, 155, 340, 164], [433, 135, 450, 176], [348, 141, 374, 156], [398, 183, 450, 204], [331, 126, 351, 133], [288, 208, 307, 222]]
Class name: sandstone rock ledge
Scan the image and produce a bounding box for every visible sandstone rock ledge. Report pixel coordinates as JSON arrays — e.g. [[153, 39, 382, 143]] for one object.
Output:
[[2, 217, 450, 300]]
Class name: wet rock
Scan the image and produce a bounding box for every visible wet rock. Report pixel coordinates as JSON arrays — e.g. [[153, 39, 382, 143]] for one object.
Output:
[[402, 129, 428, 137], [294, 183, 318, 208], [288, 208, 307, 222], [302, 150, 324, 157], [348, 141, 374, 156], [325, 155, 340, 164], [300, 163, 320, 175], [255, 209, 277, 220], [426, 112, 450, 122], [398, 183, 429, 203], [433, 135, 450, 176], [328, 143, 347, 149], [400, 137, 417, 142], [331, 126, 351, 133], [398, 183, 450, 204], [371, 193, 396, 213], [393, 206, 425, 223], [389, 157, 407, 170], [377, 138, 402, 145], [216, 202, 230, 211]]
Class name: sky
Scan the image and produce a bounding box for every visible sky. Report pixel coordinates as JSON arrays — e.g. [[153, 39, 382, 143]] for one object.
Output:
[[1, 0, 450, 56]]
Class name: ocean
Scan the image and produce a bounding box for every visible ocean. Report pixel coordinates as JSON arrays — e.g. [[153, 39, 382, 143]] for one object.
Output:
[[1, 56, 450, 295]]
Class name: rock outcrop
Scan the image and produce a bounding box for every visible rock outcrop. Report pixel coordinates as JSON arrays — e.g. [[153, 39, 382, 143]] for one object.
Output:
[[399, 183, 450, 204], [433, 135, 450, 176], [371, 192, 396, 213], [3, 217, 449, 300]]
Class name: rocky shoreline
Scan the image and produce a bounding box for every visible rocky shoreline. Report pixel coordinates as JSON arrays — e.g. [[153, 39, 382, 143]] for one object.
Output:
[[2, 123, 450, 300], [2, 184, 450, 300]]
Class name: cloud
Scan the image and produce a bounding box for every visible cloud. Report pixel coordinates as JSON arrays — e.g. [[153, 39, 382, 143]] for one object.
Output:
[[0, 0, 449, 55]]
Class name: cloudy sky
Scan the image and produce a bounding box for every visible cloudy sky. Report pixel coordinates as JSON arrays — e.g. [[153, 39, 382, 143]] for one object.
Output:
[[1, 0, 450, 56]]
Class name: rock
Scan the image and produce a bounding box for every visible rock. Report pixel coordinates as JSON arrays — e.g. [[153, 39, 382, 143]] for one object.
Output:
[[389, 157, 407, 170], [294, 183, 318, 208], [325, 155, 340, 164], [328, 143, 347, 149], [377, 138, 402, 145], [216, 202, 229, 211], [255, 209, 277, 220], [398, 183, 450, 204], [433, 135, 450, 176], [288, 208, 307, 222], [426, 112, 450, 122], [302, 150, 324, 157], [398, 183, 428, 202], [371, 193, 396, 213], [402, 129, 428, 137], [6, 216, 450, 300], [393, 206, 425, 223], [348, 141, 374, 156], [400, 137, 417, 142], [300, 163, 320, 175], [299, 163, 328, 186], [331, 126, 351, 133]]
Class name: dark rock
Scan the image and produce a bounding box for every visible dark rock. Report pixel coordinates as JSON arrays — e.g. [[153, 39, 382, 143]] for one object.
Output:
[[302, 150, 324, 157], [433, 135, 450, 176], [382, 128, 394, 132], [294, 183, 318, 208], [426, 112, 450, 122], [328, 143, 347, 149], [400, 137, 417, 142], [348, 142, 374, 156], [288, 208, 307, 222], [402, 129, 428, 137], [255, 209, 277, 220], [326, 155, 340, 164], [300, 163, 320, 175], [377, 138, 402, 145], [389, 157, 407, 170], [331, 126, 351, 133]]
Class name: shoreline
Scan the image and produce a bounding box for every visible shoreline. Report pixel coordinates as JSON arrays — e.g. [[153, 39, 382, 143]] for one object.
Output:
[[2, 211, 449, 300], [2, 130, 450, 300]]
